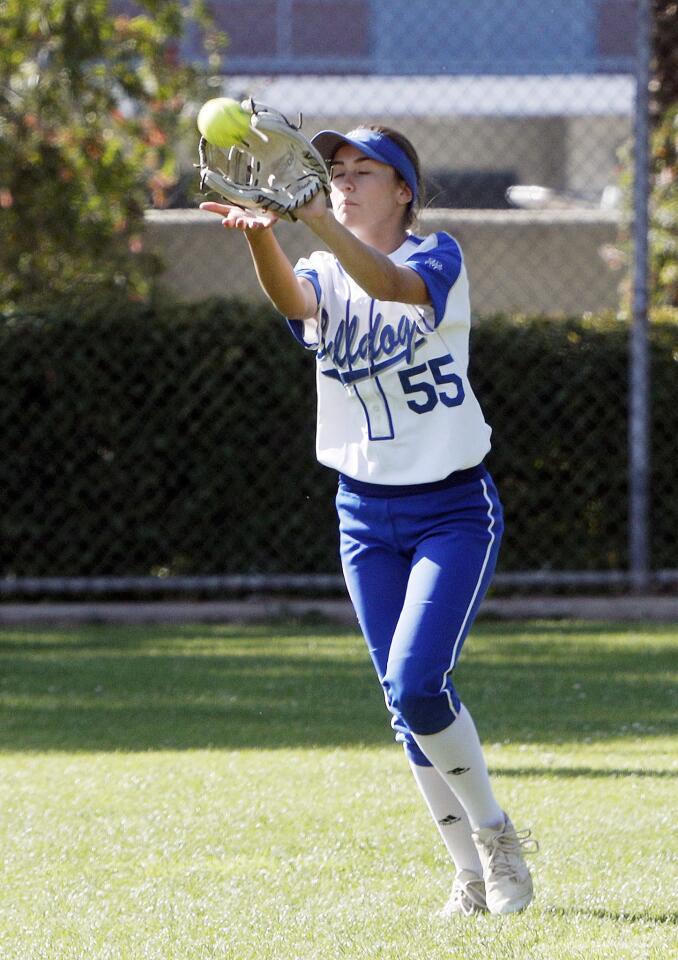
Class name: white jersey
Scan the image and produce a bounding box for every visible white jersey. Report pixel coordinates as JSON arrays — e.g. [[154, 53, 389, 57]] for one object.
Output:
[[288, 231, 492, 485]]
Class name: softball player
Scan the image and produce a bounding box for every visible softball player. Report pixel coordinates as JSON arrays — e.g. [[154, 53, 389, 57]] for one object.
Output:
[[201, 124, 536, 916]]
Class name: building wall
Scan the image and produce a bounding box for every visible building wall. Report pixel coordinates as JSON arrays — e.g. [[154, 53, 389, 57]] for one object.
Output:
[[177, 0, 636, 75], [144, 208, 623, 316]]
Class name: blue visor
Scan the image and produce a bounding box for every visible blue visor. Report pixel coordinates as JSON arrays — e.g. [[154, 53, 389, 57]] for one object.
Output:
[[311, 128, 418, 204]]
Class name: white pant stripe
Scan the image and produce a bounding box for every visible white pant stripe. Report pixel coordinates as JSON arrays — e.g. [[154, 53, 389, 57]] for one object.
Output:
[[440, 477, 497, 717]]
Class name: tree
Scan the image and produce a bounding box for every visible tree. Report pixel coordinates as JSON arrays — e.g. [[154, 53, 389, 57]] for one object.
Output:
[[604, 1, 678, 313], [0, 1, 225, 309], [650, 0, 678, 120], [649, 1, 678, 308]]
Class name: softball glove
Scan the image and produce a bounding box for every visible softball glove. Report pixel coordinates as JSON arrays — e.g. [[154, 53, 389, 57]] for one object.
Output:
[[197, 99, 330, 221]]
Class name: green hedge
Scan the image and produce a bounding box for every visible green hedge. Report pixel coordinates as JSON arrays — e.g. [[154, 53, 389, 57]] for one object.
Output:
[[0, 301, 676, 578], [471, 313, 677, 572]]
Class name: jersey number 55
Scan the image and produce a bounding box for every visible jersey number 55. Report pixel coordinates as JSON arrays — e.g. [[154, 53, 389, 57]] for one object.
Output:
[[398, 354, 465, 414]]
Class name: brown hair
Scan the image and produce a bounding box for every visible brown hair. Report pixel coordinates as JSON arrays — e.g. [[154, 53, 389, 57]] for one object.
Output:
[[356, 123, 425, 227]]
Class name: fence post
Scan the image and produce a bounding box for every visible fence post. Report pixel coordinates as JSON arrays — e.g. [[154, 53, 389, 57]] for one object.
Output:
[[628, 0, 652, 593]]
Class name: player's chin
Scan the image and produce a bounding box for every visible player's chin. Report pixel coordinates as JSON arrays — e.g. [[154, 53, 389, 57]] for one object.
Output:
[[335, 203, 361, 224]]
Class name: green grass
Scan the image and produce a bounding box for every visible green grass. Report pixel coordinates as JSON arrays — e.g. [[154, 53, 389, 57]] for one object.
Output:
[[0, 619, 676, 959]]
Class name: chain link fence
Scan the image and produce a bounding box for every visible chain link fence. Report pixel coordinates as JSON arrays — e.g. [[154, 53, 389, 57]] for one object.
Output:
[[2, 1, 676, 598], [1, 305, 675, 594]]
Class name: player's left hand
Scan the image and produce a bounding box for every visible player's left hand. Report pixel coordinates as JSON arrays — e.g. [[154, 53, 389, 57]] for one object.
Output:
[[293, 189, 333, 226], [199, 201, 278, 232]]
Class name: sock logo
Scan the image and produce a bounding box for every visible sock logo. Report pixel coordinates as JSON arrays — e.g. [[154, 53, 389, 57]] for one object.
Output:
[[446, 766, 470, 775], [438, 814, 462, 826]]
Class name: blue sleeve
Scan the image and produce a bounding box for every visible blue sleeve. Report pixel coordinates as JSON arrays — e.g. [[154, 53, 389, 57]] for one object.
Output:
[[294, 267, 321, 306], [285, 265, 321, 349], [404, 233, 463, 329]]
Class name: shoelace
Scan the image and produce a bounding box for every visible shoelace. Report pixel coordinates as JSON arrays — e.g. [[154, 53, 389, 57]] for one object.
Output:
[[483, 828, 539, 878], [453, 877, 487, 916]]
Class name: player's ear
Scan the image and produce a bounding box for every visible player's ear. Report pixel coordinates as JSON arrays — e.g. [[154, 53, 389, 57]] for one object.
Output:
[[396, 178, 413, 207]]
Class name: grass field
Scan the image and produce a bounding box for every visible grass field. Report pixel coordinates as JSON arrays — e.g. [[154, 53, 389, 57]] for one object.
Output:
[[0, 618, 676, 959]]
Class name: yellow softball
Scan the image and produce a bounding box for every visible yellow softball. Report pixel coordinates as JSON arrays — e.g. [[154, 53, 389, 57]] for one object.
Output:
[[197, 97, 251, 148]]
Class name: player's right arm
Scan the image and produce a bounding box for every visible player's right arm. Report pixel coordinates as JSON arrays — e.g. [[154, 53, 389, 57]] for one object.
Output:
[[199, 201, 318, 320]]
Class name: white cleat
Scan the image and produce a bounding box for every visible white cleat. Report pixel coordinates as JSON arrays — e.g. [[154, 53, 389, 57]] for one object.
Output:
[[440, 869, 488, 917], [472, 814, 538, 915]]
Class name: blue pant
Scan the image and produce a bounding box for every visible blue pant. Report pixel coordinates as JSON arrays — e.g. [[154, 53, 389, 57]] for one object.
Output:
[[336, 466, 503, 766]]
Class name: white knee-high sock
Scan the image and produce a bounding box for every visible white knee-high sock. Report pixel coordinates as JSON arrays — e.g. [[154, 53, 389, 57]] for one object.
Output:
[[408, 759, 483, 875], [412, 704, 504, 830]]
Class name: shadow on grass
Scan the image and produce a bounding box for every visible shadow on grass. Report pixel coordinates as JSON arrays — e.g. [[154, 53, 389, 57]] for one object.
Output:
[[547, 905, 678, 926], [0, 620, 675, 753], [490, 766, 678, 779]]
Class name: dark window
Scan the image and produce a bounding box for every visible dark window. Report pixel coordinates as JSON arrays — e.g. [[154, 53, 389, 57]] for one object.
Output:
[[213, 2, 279, 56], [291, 1, 370, 56], [597, 1, 636, 57]]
